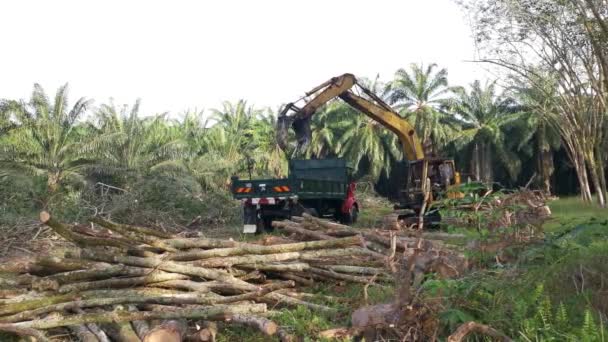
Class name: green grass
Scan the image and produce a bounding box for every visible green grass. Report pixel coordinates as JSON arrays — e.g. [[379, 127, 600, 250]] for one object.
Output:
[[546, 196, 608, 232]]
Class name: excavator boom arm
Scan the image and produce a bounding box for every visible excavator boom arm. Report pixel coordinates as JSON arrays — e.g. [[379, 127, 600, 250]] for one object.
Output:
[[277, 73, 424, 161]]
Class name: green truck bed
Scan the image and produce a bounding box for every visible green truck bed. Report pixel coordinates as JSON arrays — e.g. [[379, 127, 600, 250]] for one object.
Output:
[[231, 159, 352, 200]]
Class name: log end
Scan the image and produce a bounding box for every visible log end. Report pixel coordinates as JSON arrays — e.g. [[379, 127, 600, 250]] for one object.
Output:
[[40, 211, 51, 224]]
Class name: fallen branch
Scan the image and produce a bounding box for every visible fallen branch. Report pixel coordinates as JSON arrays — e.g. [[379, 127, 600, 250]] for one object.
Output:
[[447, 321, 512, 342]]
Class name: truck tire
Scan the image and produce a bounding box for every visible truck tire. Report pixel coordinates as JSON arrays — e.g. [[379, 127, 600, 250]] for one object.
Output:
[[255, 216, 274, 234], [305, 208, 319, 217], [341, 206, 358, 225]]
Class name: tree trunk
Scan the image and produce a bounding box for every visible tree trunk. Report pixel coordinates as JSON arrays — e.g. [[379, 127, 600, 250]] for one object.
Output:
[[587, 155, 607, 208], [595, 145, 607, 207], [575, 152, 593, 202], [483, 143, 493, 184], [541, 150, 554, 195], [472, 142, 481, 181]]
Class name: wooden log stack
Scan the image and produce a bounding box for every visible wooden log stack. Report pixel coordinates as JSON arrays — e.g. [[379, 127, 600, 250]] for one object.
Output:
[[0, 211, 409, 341]]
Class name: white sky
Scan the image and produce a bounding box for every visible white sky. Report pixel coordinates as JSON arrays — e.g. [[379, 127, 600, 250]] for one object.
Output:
[[0, 0, 488, 117]]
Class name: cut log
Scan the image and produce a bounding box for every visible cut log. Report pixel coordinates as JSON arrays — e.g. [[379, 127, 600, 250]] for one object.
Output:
[[277, 327, 295, 342], [273, 272, 314, 287], [72, 308, 111, 342], [58, 271, 189, 293], [290, 216, 304, 223], [323, 265, 388, 276], [89, 217, 178, 252], [319, 327, 357, 340], [0, 289, 28, 299], [262, 292, 335, 313], [195, 247, 372, 268], [303, 213, 350, 230], [186, 321, 216, 342], [164, 238, 246, 250], [35, 257, 108, 274], [276, 290, 343, 302], [46, 265, 149, 285], [13, 304, 267, 330], [0, 257, 45, 274], [169, 236, 361, 261], [149, 280, 211, 293], [238, 270, 266, 282], [89, 217, 173, 239], [310, 268, 386, 285], [0, 288, 179, 316], [143, 320, 186, 342], [101, 321, 142, 342], [0, 323, 48, 342], [70, 249, 258, 292], [228, 314, 278, 335], [0, 293, 217, 323], [40, 211, 131, 249], [271, 221, 334, 240], [0, 256, 105, 275], [238, 263, 310, 273], [127, 306, 150, 340]]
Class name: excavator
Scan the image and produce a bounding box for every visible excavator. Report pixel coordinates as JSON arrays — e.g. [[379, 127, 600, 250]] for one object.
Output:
[[276, 73, 462, 226]]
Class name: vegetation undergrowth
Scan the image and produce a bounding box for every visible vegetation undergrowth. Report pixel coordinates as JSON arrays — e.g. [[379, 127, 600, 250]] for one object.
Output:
[[427, 197, 608, 341]]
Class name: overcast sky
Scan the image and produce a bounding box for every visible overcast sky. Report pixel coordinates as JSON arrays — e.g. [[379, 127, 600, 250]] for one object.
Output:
[[0, 0, 488, 116]]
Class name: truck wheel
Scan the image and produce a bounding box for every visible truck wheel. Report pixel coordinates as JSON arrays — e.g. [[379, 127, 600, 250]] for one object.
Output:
[[255, 217, 274, 234], [305, 208, 319, 217], [342, 207, 358, 225]]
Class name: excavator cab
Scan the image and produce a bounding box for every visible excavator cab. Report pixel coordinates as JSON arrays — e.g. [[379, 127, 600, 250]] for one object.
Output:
[[399, 159, 460, 212]]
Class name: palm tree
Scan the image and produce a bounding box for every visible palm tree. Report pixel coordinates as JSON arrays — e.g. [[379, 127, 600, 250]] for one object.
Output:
[[385, 63, 456, 152], [0, 101, 18, 136], [250, 110, 288, 177], [306, 101, 349, 159], [512, 83, 562, 194], [86, 100, 187, 188], [210, 100, 259, 136], [335, 103, 402, 181], [0, 84, 91, 196], [450, 80, 522, 183]]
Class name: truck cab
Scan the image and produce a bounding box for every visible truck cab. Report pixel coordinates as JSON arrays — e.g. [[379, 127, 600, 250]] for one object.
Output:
[[231, 158, 358, 233]]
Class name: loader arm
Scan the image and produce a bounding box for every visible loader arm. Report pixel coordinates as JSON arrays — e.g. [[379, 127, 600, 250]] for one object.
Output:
[[276, 73, 424, 161]]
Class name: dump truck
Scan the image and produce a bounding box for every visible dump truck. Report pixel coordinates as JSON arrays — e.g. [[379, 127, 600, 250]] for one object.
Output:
[[231, 158, 358, 233]]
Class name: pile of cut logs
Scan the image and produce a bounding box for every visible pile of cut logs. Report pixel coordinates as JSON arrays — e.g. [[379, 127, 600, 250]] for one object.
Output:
[[1, 211, 426, 342]]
